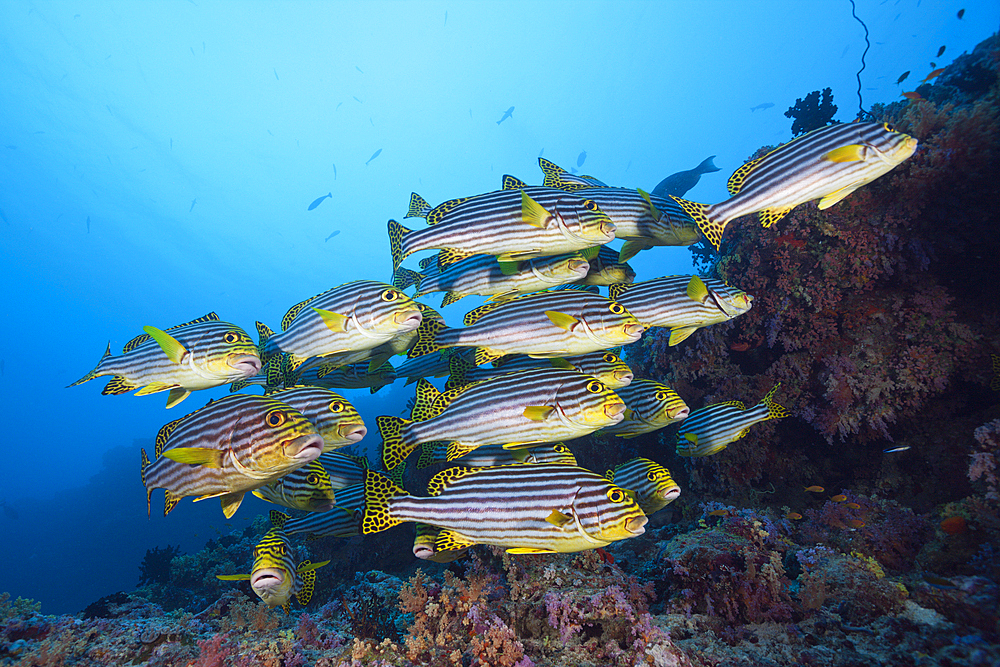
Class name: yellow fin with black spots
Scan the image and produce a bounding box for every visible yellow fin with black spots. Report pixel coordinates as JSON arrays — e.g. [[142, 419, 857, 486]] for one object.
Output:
[[502, 174, 528, 190], [670, 195, 723, 251], [406, 193, 432, 219], [727, 155, 765, 196], [377, 415, 416, 470], [758, 207, 792, 228], [361, 469, 408, 534], [436, 529, 476, 552]]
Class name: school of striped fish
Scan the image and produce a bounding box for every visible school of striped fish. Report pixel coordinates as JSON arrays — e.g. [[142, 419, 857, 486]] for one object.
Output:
[[69, 122, 916, 608]]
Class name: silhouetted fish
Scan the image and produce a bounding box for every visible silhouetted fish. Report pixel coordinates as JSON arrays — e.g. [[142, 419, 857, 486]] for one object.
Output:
[[896, 70, 910, 85], [274, 68, 279, 80], [332, 163, 337, 180], [577, 151, 587, 167], [496, 106, 514, 125], [353, 96, 362, 103], [356, 66, 364, 73], [325, 230, 340, 242], [366, 149, 382, 165], [957, 8, 964, 19], [651, 156, 721, 198], [937, 45, 946, 57], [190, 199, 197, 213], [308, 193, 332, 211], [750, 102, 774, 112]]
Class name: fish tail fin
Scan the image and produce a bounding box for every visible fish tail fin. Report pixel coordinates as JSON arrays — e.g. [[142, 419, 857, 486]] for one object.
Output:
[[269, 509, 290, 529], [761, 383, 790, 420], [377, 416, 416, 471], [388, 219, 413, 272], [229, 379, 250, 393], [393, 267, 422, 292], [406, 193, 432, 219], [141, 448, 153, 517], [698, 155, 721, 173], [294, 559, 329, 606], [670, 195, 725, 251], [68, 342, 112, 387], [444, 353, 475, 391], [407, 318, 449, 359], [255, 321, 274, 359], [361, 468, 407, 534]]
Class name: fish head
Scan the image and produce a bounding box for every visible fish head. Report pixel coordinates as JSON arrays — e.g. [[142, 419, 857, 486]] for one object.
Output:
[[576, 298, 644, 347], [293, 463, 339, 512], [557, 194, 617, 245], [582, 482, 648, 542], [570, 377, 626, 427], [537, 253, 591, 284], [595, 351, 633, 388], [248, 403, 325, 470], [876, 124, 918, 166], [189, 324, 262, 380], [655, 388, 689, 422], [308, 394, 367, 450], [646, 466, 681, 506], [349, 282, 424, 337], [250, 566, 294, 607]]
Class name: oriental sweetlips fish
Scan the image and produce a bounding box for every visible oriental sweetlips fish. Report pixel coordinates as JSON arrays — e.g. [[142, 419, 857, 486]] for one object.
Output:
[[670, 122, 918, 249], [408, 289, 643, 366], [605, 458, 681, 515], [533, 161, 700, 261], [141, 394, 324, 518], [446, 349, 633, 390], [393, 250, 591, 308], [251, 460, 337, 513], [390, 185, 616, 271], [378, 369, 626, 469], [69, 313, 261, 408], [360, 463, 648, 554], [600, 380, 689, 438], [676, 384, 789, 457], [264, 386, 367, 451], [256, 281, 423, 370], [217, 511, 330, 612], [416, 441, 577, 470], [574, 245, 636, 286], [609, 275, 752, 346]]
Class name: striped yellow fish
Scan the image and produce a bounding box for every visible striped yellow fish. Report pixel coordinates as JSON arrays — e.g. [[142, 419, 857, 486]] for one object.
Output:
[[446, 349, 633, 390], [416, 441, 578, 470], [408, 290, 644, 366], [390, 185, 616, 271], [575, 245, 637, 286], [670, 122, 918, 249], [217, 510, 330, 612], [314, 361, 396, 394], [600, 380, 689, 438], [609, 275, 752, 346], [605, 458, 680, 515], [251, 460, 337, 512], [264, 386, 367, 451], [413, 523, 470, 563], [531, 162, 701, 260], [257, 281, 423, 370], [393, 251, 591, 308], [394, 348, 468, 385], [676, 384, 789, 457], [361, 464, 648, 554], [69, 313, 261, 408], [140, 394, 324, 518], [284, 484, 365, 538], [378, 369, 625, 470]]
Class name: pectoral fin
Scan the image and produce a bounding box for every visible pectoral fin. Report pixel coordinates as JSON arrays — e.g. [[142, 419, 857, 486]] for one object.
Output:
[[685, 275, 709, 303], [143, 326, 188, 363], [521, 190, 552, 228], [545, 310, 579, 331], [822, 144, 866, 163], [220, 491, 245, 519], [668, 326, 698, 346], [161, 447, 225, 467], [313, 308, 348, 333], [216, 573, 252, 581], [165, 387, 191, 408], [523, 406, 556, 421], [545, 510, 574, 527], [817, 185, 860, 210]]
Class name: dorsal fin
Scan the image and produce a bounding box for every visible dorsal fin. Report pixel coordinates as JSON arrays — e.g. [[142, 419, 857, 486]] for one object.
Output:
[[426, 466, 477, 496], [282, 294, 322, 331], [502, 174, 528, 190], [727, 155, 766, 196], [463, 299, 508, 326], [608, 283, 631, 301], [154, 416, 187, 458], [123, 313, 219, 352], [406, 193, 432, 219], [426, 195, 471, 226]]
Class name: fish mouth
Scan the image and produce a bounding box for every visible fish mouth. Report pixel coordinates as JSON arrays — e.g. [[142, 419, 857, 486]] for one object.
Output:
[[567, 258, 590, 274], [229, 354, 262, 377], [614, 371, 634, 386], [669, 406, 690, 421], [285, 434, 325, 462], [625, 514, 648, 535], [660, 487, 681, 503], [604, 401, 626, 422], [337, 422, 368, 443], [307, 499, 338, 513], [413, 544, 435, 560], [623, 323, 644, 339], [251, 568, 286, 591], [393, 309, 423, 331]]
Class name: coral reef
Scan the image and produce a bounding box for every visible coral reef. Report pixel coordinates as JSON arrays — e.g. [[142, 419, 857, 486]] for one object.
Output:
[[784, 87, 839, 135]]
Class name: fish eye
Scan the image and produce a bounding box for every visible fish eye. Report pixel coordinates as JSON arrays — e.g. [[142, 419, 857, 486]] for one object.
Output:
[[329, 400, 345, 413], [306, 473, 319, 485], [265, 410, 288, 428], [555, 444, 568, 453], [646, 471, 657, 482], [223, 332, 240, 344], [655, 391, 668, 401], [884, 122, 895, 132], [586, 380, 605, 394], [608, 302, 625, 315], [381, 289, 400, 302], [607, 488, 625, 503], [602, 353, 618, 363], [581, 199, 598, 211]]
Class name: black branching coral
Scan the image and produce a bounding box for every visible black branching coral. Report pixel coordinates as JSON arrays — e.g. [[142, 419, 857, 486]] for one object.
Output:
[[784, 88, 839, 136]]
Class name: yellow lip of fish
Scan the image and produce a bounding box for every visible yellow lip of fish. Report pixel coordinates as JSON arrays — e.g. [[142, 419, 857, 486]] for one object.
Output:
[[251, 568, 292, 604], [614, 370, 634, 385], [391, 308, 424, 329], [283, 433, 326, 462], [337, 422, 368, 442], [226, 353, 263, 376]]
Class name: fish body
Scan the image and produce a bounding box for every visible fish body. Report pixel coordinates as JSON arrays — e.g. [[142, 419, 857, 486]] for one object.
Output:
[[496, 106, 514, 124], [408, 290, 643, 364], [416, 441, 577, 470], [577, 150, 587, 167], [651, 155, 722, 198], [284, 498, 364, 538], [259, 281, 423, 369], [378, 369, 626, 469], [265, 386, 367, 450], [605, 458, 680, 515], [577, 246, 636, 285], [392, 186, 616, 271], [394, 349, 464, 384], [252, 460, 337, 512], [896, 71, 911, 85], [609, 275, 753, 346], [750, 103, 775, 112], [600, 380, 689, 438], [141, 394, 325, 517], [671, 122, 918, 249], [394, 251, 590, 307], [217, 511, 329, 611], [314, 361, 396, 393], [361, 463, 647, 553], [325, 230, 340, 241], [308, 193, 332, 211], [70, 313, 261, 408], [365, 148, 382, 165], [448, 349, 633, 390], [676, 384, 788, 457]]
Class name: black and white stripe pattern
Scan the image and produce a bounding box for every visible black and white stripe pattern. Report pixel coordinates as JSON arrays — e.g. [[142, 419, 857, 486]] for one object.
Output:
[[676, 385, 788, 457], [601, 379, 689, 438], [266, 386, 367, 451], [605, 458, 680, 515], [571, 187, 700, 246], [458, 350, 634, 389]]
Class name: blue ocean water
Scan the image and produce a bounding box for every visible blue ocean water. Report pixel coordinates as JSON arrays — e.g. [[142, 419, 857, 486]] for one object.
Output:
[[0, 0, 995, 615]]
